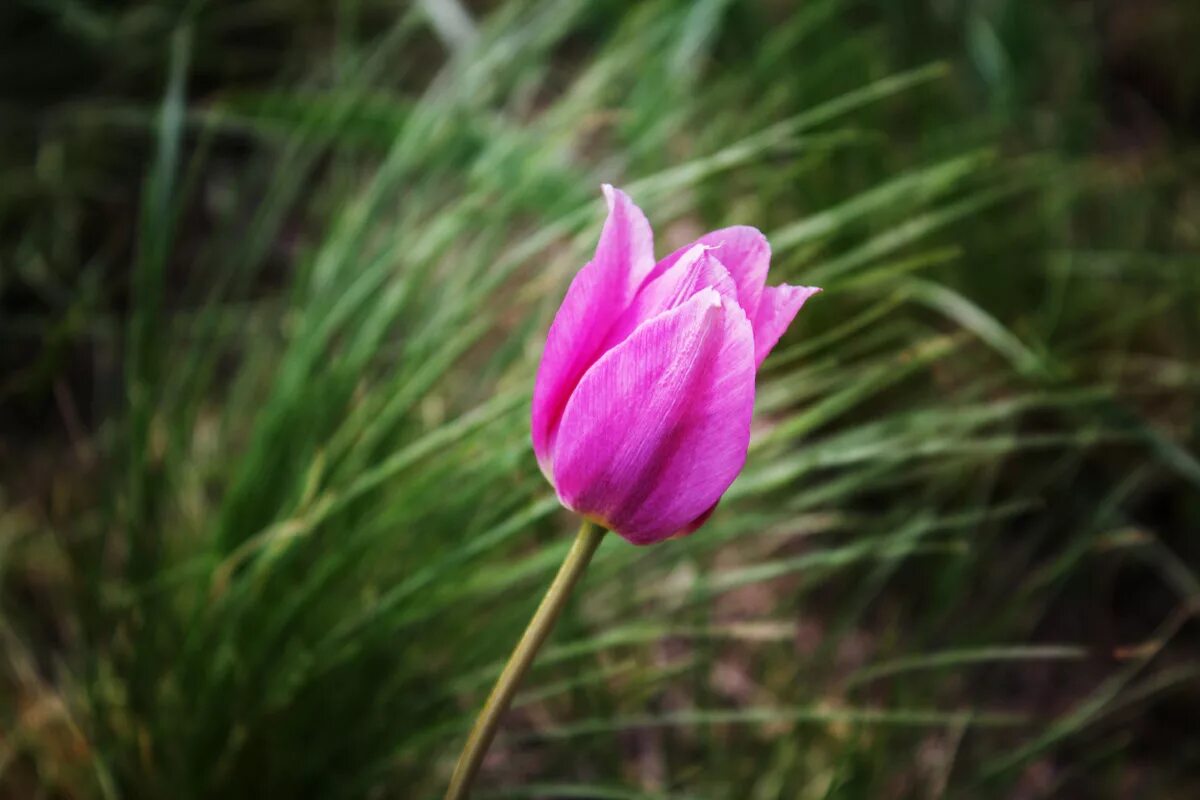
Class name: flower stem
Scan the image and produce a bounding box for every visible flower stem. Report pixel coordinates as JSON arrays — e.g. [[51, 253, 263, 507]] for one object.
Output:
[[443, 519, 605, 799]]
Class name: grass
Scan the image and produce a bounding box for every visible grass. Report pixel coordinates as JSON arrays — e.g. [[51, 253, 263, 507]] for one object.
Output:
[[2, 0, 1198, 798]]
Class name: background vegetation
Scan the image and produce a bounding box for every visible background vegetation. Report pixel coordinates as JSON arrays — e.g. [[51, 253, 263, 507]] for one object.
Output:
[[2, 0, 1198, 797]]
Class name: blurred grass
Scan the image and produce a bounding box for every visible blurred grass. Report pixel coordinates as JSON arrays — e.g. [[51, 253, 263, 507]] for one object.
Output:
[[1, 0, 1198, 798]]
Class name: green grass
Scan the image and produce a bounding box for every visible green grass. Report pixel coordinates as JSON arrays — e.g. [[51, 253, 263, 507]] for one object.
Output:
[[2, 1, 1198, 798]]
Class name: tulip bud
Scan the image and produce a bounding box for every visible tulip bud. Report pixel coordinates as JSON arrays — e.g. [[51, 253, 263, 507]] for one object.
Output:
[[532, 186, 819, 544]]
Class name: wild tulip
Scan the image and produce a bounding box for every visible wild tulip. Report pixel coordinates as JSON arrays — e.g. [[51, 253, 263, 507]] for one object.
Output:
[[532, 184, 820, 544], [445, 186, 819, 799]]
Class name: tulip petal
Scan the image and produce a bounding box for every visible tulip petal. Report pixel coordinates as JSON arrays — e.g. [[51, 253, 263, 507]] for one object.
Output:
[[552, 289, 756, 545], [653, 226, 770, 320], [752, 284, 821, 367], [672, 501, 719, 540], [602, 245, 737, 350], [531, 186, 655, 471]]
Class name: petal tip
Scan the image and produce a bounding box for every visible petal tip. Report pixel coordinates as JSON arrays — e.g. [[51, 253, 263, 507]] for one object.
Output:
[[695, 285, 724, 310], [601, 183, 630, 209], [787, 284, 822, 300], [752, 283, 820, 366]]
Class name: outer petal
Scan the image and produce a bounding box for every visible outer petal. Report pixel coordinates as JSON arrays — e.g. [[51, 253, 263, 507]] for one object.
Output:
[[552, 289, 756, 545], [652, 226, 770, 320], [671, 502, 719, 540], [531, 186, 655, 470], [752, 284, 821, 367]]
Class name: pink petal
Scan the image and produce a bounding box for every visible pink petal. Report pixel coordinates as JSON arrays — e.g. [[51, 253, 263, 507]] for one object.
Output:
[[552, 289, 756, 545], [671, 502, 719, 540], [752, 284, 821, 367], [652, 226, 770, 320], [597, 184, 657, 296], [602, 245, 737, 350], [531, 186, 655, 471]]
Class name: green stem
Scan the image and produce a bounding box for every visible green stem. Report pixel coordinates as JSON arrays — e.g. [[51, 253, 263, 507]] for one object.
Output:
[[444, 519, 605, 799]]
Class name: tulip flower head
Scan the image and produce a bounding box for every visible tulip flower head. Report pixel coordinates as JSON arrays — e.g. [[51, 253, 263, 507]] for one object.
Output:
[[532, 186, 819, 545]]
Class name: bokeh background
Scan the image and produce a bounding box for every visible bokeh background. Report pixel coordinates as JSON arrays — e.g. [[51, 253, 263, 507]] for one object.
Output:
[[2, 1, 1199, 797]]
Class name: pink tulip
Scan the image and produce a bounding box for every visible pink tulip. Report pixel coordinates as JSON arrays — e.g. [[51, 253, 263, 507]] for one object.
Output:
[[531, 185, 820, 545]]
